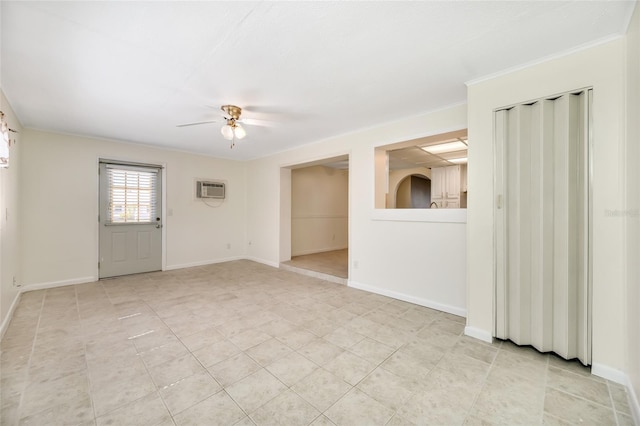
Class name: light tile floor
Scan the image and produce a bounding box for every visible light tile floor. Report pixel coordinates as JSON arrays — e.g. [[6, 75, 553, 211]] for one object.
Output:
[[1, 260, 635, 425]]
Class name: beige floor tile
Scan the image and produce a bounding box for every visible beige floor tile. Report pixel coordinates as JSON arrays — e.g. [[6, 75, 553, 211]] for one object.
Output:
[[450, 336, 499, 364], [91, 371, 157, 417], [228, 329, 272, 351], [88, 355, 148, 386], [179, 326, 225, 352], [380, 350, 432, 389], [173, 390, 245, 426], [149, 353, 205, 388], [2, 261, 625, 426], [544, 388, 615, 424], [386, 413, 415, 425], [397, 338, 446, 368], [159, 370, 222, 416], [470, 369, 544, 424], [617, 412, 635, 426], [208, 352, 261, 387], [492, 347, 548, 385], [245, 338, 293, 366], [309, 414, 336, 425], [323, 327, 365, 349], [225, 369, 287, 413], [192, 339, 241, 367], [370, 324, 411, 348], [357, 367, 414, 411], [20, 371, 91, 419], [323, 351, 375, 386], [139, 340, 190, 368], [398, 385, 475, 425], [547, 352, 595, 379], [291, 368, 352, 412], [609, 382, 632, 415], [250, 389, 320, 426], [348, 337, 395, 365], [257, 318, 297, 337], [541, 413, 573, 425], [325, 388, 395, 426], [1, 401, 19, 426], [298, 338, 344, 366], [436, 351, 491, 385], [19, 394, 94, 426], [233, 416, 256, 426], [275, 328, 317, 350], [95, 392, 171, 426], [546, 366, 610, 406], [266, 352, 319, 386]]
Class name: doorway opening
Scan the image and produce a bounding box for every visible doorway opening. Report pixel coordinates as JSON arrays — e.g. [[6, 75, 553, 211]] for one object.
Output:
[[279, 155, 349, 284], [396, 174, 431, 208]]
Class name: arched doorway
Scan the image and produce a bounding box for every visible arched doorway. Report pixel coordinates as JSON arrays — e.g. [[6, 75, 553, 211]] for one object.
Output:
[[396, 174, 431, 208]]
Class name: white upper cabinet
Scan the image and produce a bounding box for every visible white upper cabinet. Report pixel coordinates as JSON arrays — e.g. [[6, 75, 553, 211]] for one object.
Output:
[[431, 165, 466, 208]]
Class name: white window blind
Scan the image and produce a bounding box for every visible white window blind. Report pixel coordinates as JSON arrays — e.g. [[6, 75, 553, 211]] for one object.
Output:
[[105, 164, 158, 224]]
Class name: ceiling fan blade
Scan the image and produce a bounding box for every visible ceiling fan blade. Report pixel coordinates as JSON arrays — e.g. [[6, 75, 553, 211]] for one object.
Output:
[[239, 118, 277, 128], [176, 120, 221, 128]]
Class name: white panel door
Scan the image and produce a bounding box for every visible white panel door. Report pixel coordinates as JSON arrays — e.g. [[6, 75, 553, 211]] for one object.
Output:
[[99, 162, 162, 278]]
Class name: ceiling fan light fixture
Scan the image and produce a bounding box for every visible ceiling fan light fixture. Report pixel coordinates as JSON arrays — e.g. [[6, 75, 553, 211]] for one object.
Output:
[[221, 124, 234, 140], [234, 124, 246, 139]]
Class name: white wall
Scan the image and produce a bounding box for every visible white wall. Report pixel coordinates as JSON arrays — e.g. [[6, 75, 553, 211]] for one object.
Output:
[[0, 91, 23, 334], [247, 104, 468, 315], [19, 130, 247, 288], [467, 39, 628, 375], [625, 1, 640, 419], [291, 165, 348, 256]]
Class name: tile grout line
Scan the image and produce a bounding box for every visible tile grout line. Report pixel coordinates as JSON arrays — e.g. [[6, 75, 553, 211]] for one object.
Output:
[[461, 340, 496, 424], [607, 380, 622, 425], [540, 346, 551, 424], [75, 284, 98, 424], [14, 290, 46, 424]]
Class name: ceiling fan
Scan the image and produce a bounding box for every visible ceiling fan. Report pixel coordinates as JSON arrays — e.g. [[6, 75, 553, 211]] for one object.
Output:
[[177, 105, 268, 148]]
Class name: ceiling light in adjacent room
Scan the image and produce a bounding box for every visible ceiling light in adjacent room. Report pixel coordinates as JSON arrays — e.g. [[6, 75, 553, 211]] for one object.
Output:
[[421, 140, 467, 154], [449, 157, 468, 164]]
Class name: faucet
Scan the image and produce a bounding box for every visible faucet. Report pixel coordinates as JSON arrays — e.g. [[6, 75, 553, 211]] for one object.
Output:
[[430, 202, 438, 208]]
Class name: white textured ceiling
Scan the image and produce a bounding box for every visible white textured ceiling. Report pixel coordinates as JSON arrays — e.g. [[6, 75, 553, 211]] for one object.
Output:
[[1, 1, 636, 161]]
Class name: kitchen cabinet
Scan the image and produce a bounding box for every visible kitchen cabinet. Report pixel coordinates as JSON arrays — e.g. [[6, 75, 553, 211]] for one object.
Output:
[[431, 165, 465, 208]]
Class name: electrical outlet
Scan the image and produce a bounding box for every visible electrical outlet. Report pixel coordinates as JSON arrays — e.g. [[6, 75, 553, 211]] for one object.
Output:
[[353, 260, 359, 269], [12, 276, 19, 287], [226, 243, 231, 249]]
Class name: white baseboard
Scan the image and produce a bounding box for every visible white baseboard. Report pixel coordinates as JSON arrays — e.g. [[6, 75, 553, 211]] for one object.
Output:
[[591, 365, 640, 425], [0, 291, 22, 340], [22, 276, 96, 292], [591, 363, 628, 385], [464, 326, 493, 343], [291, 245, 348, 257], [164, 256, 245, 271], [348, 280, 466, 317], [244, 256, 280, 268], [627, 378, 640, 426]]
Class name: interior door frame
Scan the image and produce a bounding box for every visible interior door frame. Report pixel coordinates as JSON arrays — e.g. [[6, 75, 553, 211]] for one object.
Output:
[[492, 89, 593, 363], [95, 157, 167, 279]]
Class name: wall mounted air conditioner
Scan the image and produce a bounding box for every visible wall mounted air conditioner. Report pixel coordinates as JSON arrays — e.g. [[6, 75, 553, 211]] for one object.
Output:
[[197, 181, 225, 199]]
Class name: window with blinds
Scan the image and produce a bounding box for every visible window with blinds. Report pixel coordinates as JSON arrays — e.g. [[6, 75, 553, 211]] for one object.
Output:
[[105, 164, 158, 224]]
